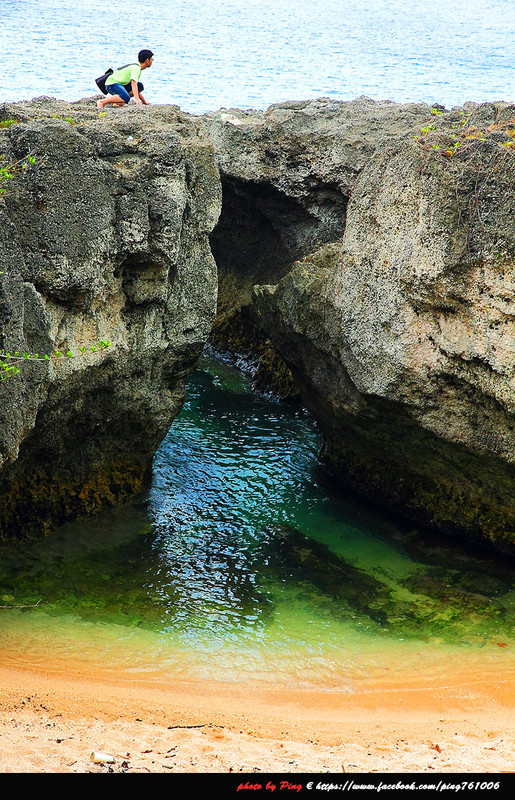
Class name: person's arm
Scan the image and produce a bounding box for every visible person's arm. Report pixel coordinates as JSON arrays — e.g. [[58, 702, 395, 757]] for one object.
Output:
[[131, 79, 142, 104]]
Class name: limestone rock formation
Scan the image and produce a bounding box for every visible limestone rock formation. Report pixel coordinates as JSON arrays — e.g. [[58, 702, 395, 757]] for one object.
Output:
[[3, 93, 515, 554], [209, 97, 515, 553], [207, 96, 434, 316], [0, 97, 221, 537]]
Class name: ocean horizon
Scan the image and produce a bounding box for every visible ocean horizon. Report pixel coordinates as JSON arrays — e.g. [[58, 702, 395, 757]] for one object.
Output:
[[2, 0, 514, 114]]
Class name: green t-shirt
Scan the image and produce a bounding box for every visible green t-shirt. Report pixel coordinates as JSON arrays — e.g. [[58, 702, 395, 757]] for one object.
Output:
[[106, 63, 141, 86]]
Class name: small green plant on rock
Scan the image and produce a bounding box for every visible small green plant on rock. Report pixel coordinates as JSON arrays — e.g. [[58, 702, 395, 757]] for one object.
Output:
[[0, 153, 36, 194], [51, 115, 76, 125], [1, 157, 113, 385], [0, 340, 112, 382]]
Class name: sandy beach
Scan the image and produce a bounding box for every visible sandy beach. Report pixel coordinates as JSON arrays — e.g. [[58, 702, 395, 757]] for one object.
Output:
[[1, 654, 515, 775]]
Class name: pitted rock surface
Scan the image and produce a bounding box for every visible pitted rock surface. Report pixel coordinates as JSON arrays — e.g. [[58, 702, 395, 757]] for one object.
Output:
[[0, 97, 221, 536]]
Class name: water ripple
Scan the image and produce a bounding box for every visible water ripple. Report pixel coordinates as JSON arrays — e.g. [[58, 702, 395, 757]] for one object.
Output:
[[2, 0, 515, 111]]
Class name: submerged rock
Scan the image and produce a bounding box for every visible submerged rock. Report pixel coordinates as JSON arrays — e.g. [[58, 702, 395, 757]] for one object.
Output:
[[262, 522, 392, 625], [261, 522, 513, 640]]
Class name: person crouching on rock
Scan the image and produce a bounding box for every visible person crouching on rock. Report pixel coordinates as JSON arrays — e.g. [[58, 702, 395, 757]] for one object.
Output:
[[97, 49, 154, 109]]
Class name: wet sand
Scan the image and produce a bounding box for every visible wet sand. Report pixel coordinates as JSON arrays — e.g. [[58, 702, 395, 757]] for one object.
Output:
[[1, 655, 515, 774]]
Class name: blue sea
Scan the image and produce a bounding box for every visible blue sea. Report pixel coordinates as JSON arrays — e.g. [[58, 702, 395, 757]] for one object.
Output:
[[1, 0, 514, 113]]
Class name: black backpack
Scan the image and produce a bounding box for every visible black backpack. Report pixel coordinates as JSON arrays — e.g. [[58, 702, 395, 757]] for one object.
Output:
[[95, 63, 138, 94]]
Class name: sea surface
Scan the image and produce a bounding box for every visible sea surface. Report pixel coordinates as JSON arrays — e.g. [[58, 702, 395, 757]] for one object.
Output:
[[1, 0, 514, 112]]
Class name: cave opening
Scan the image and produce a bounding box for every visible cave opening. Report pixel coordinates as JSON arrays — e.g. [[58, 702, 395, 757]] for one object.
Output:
[[207, 172, 348, 400], [209, 173, 348, 318]]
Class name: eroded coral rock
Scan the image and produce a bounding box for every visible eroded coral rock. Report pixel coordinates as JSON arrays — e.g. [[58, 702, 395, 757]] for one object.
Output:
[[211, 97, 515, 552], [0, 98, 221, 537]]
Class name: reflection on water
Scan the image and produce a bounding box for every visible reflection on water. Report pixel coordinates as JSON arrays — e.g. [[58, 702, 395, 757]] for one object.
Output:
[[0, 353, 514, 686]]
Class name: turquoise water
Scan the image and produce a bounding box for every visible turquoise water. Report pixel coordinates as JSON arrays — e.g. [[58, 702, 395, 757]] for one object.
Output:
[[0, 353, 514, 687], [1, 0, 514, 112]]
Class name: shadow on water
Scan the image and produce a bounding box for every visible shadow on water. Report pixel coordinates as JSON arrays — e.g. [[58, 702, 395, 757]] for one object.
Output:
[[1, 352, 515, 680]]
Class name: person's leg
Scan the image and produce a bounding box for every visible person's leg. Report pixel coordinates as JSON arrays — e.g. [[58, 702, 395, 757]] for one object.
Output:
[[97, 83, 131, 108], [124, 81, 144, 96], [123, 81, 148, 104], [97, 94, 125, 108]]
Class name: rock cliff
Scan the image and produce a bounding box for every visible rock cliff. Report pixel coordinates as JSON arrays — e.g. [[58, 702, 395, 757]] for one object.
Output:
[[0, 97, 220, 537], [207, 97, 515, 553], [3, 94, 515, 554]]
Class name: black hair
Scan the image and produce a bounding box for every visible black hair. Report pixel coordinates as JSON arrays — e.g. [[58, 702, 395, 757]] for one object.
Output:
[[138, 49, 154, 63]]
